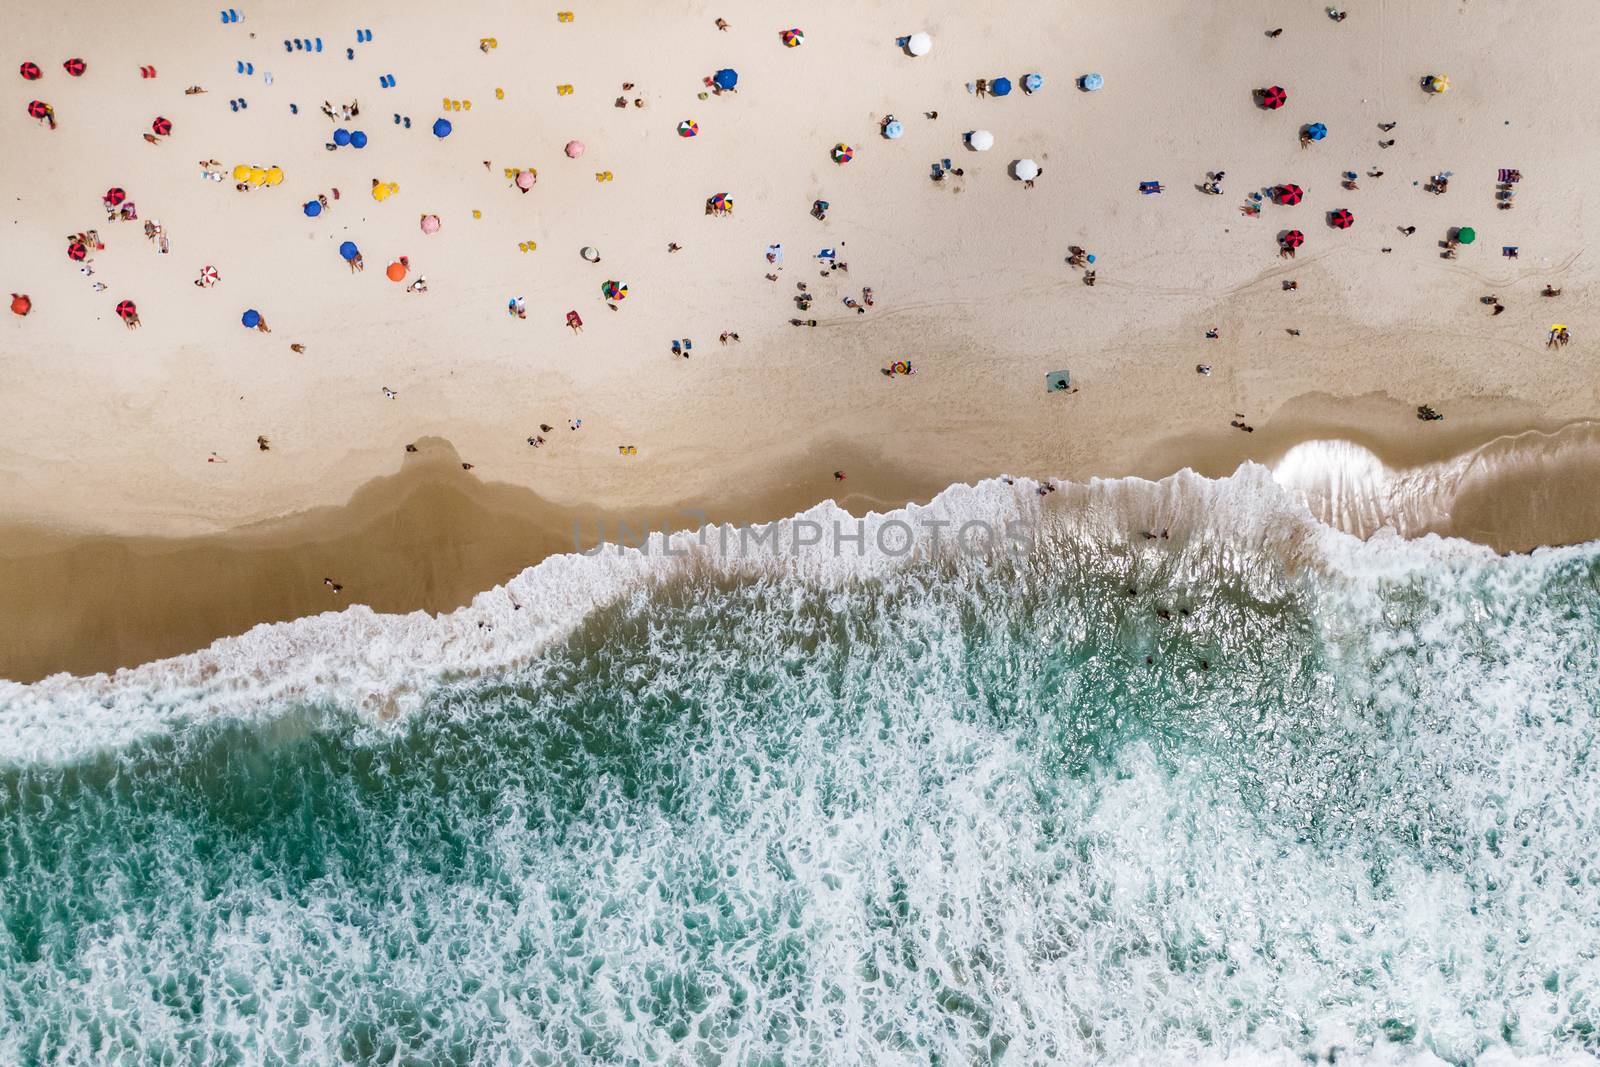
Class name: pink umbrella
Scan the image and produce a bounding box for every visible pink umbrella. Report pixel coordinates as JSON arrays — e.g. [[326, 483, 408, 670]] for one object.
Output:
[[420, 213, 441, 234], [565, 140, 585, 158], [515, 169, 536, 190]]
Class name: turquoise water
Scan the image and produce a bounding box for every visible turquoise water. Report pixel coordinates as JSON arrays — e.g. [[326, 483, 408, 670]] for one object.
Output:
[[3, 496, 1599, 1065]]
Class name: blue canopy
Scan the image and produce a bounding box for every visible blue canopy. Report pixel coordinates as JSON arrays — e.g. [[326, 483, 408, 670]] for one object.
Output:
[[991, 77, 1012, 96], [713, 68, 738, 90], [883, 120, 904, 139], [1306, 122, 1328, 141], [304, 200, 321, 217], [338, 240, 359, 261], [241, 309, 261, 328], [1080, 72, 1104, 92], [432, 118, 452, 138], [332, 128, 351, 146], [350, 130, 368, 148], [1023, 73, 1043, 92]]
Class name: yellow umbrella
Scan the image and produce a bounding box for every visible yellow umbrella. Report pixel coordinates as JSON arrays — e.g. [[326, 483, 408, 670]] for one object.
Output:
[[372, 182, 395, 202], [264, 166, 284, 186], [232, 164, 252, 181], [247, 166, 269, 185], [1429, 74, 1451, 93]]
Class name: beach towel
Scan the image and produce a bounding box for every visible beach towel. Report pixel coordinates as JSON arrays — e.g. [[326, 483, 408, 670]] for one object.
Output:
[[816, 248, 836, 261], [1046, 369, 1072, 393], [764, 244, 784, 266], [1498, 168, 1522, 183]]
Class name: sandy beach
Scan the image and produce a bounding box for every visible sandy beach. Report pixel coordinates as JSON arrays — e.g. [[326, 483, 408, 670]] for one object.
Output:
[[5, 0, 1600, 680]]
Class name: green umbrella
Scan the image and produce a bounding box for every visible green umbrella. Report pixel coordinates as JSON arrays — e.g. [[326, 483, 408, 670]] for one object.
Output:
[[1457, 226, 1476, 245]]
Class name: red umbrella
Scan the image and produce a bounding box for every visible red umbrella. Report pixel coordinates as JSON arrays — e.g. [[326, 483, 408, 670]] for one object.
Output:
[[1260, 85, 1287, 110], [10, 293, 31, 316], [19, 61, 42, 80], [27, 100, 50, 119], [151, 116, 172, 136], [1281, 230, 1304, 248], [67, 241, 88, 261], [63, 58, 86, 77], [115, 300, 137, 319], [104, 187, 126, 206], [1275, 183, 1304, 206], [1330, 208, 1354, 229]]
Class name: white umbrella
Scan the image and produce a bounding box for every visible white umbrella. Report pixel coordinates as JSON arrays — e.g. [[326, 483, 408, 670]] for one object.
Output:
[[968, 129, 994, 151], [906, 32, 932, 57], [1014, 158, 1040, 181]]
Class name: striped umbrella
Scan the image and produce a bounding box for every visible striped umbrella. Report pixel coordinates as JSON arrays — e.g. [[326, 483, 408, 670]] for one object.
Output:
[[677, 119, 699, 138], [104, 187, 127, 205], [1260, 85, 1287, 109], [831, 143, 854, 163], [151, 116, 172, 136], [199, 265, 220, 284], [1330, 208, 1354, 229], [115, 300, 137, 319], [19, 61, 42, 80], [1275, 183, 1304, 205], [1281, 230, 1304, 248], [62, 58, 86, 77], [602, 280, 628, 301], [67, 241, 88, 261], [781, 28, 804, 47], [27, 100, 50, 119]]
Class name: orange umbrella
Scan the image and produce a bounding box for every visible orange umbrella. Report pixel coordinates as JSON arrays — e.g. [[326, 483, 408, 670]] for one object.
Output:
[[10, 293, 31, 316], [386, 260, 408, 282]]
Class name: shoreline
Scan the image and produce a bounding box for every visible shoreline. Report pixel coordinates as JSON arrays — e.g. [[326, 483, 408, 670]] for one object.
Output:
[[5, 415, 1600, 685]]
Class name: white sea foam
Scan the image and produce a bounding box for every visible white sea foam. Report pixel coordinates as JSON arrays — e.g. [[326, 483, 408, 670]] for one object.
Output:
[[0, 457, 1586, 766]]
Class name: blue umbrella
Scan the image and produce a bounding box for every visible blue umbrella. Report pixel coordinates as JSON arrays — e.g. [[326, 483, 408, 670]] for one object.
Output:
[[338, 240, 359, 261], [1023, 73, 1043, 92], [1306, 122, 1328, 141], [432, 118, 452, 138], [713, 68, 738, 90], [332, 127, 351, 146], [883, 120, 904, 139], [241, 309, 261, 328], [303, 200, 321, 217], [350, 130, 368, 148], [991, 77, 1012, 97], [1080, 72, 1104, 92]]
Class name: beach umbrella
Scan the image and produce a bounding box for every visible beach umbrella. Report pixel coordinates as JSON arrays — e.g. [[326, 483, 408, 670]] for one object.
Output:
[[1456, 226, 1476, 245], [62, 58, 86, 77], [515, 169, 536, 190], [1080, 72, 1104, 92], [565, 140, 585, 158], [1260, 85, 1287, 109], [602, 280, 627, 301], [386, 261, 407, 282], [713, 68, 738, 90], [333, 128, 352, 146], [1014, 158, 1040, 181], [10, 293, 31, 316], [1281, 229, 1304, 248], [678, 119, 699, 137], [241, 309, 261, 328], [581, 246, 600, 262], [420, 213, 441, 234], [151, 116, 173, 136], [991, 77, 1013, 97], [906, 32, 932, 57], [832, 143, 854, 163], [232, 163, 252, 181], [304, 199, 322, 217], [67, 241, 87, 261], [199, 265, 219, 284], [968, 129, 994, 151], [264, 166, 284, 186], [1427, 74, 1451, 93], [372, 182, 395, 202], [247, 166, 268, 185], [104, 187, 127, 206], [115, 300, 137, 320], [338, 240, 359, 261], [19, 61, 42, 81], [432, 118, 452, 138], [27, 100, 49, 119], [1275, 183, 1304, 205], [350, 130, 368, 149], [1023, 73, 1043, 93], [1330, 208, 1354, 229], [708, 192, 731, 211], [1305, 122, 1327, 141], [883, 120, 904, 139], [781, 28, 804, 47]]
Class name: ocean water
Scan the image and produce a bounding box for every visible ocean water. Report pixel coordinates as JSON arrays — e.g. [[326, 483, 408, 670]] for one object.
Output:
[[2, 466, 1598, 1066]]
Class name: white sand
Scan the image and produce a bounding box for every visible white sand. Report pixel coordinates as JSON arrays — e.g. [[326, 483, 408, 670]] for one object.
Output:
[[2, 0, 1598, 538]]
